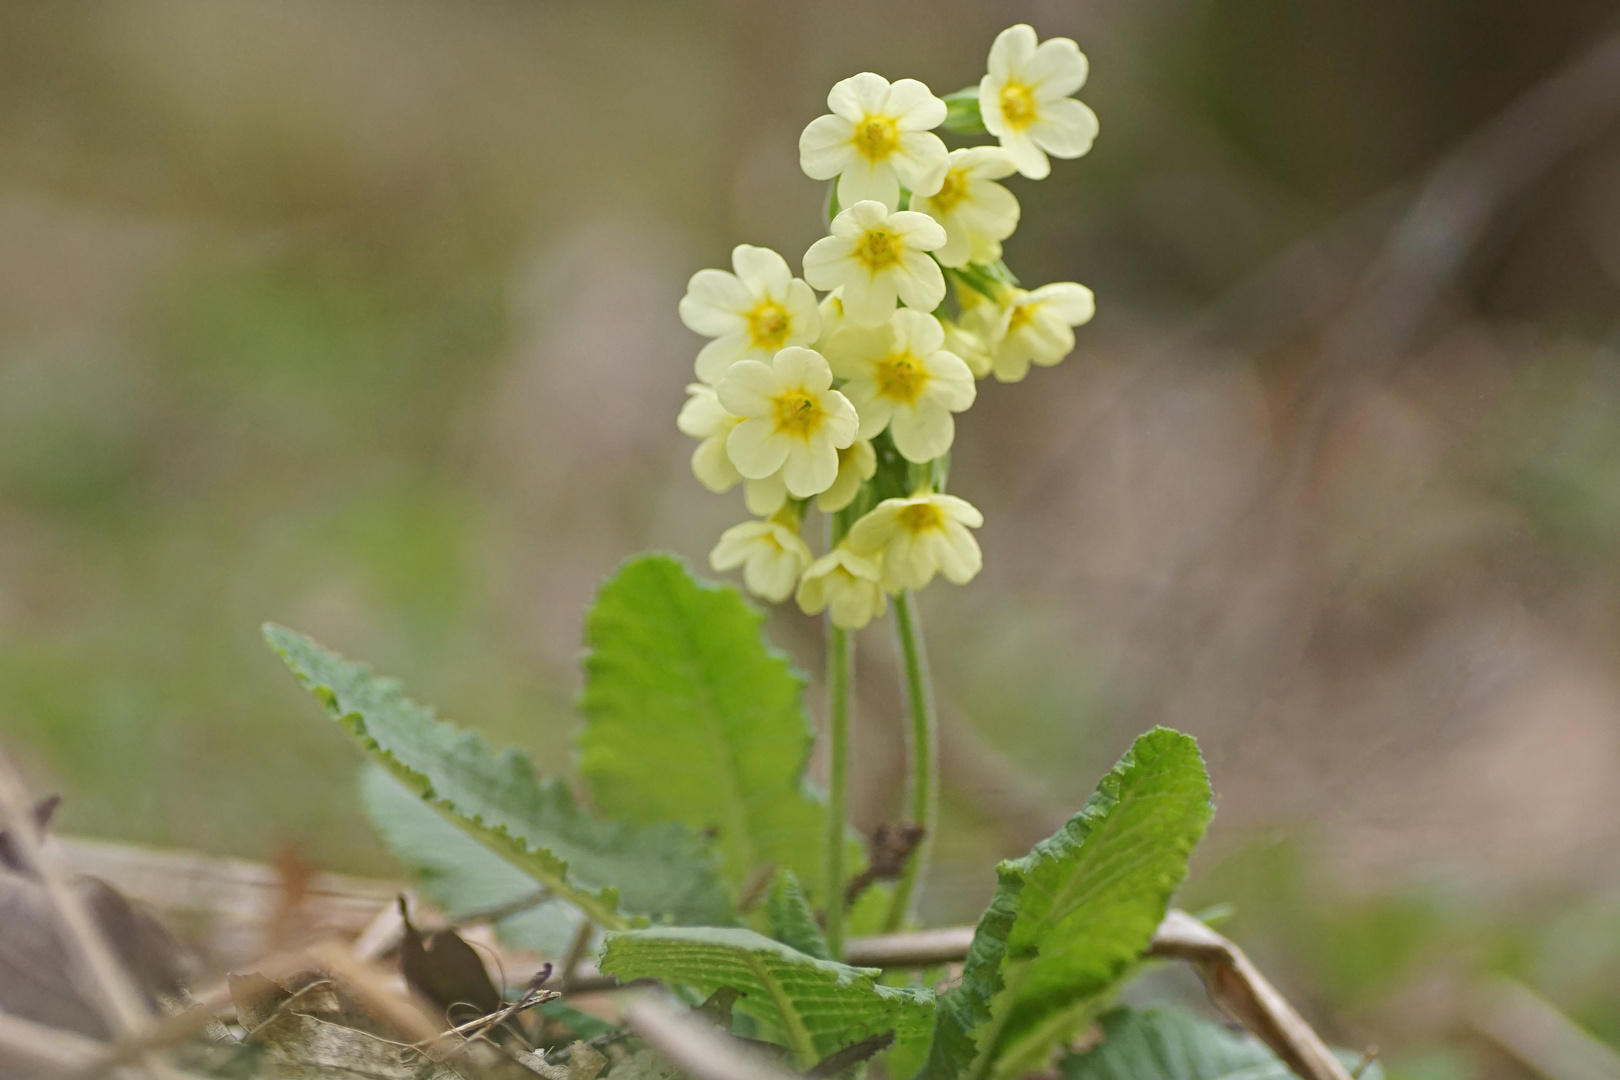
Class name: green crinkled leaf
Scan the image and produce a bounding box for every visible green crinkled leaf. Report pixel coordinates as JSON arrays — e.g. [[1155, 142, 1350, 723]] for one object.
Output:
[[598, 926, 934, 1068], [266, 624, 733, 930], [922, 728, 1214, 1080], [361, 766, 584, 956], [579, 555, 825, 898], [766, 871, 830, 961], [1059, 1008, 1383, 1080]]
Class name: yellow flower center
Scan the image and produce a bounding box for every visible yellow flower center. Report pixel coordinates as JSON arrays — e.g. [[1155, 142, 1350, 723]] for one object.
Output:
[[855, 228, 903, 272], [897, 501, 946, 535], [746, 300, 791, 350], [999, 82, 1037, 129], [929, 168, 971, 214], [772, 389, 827, 440], [1006, 300, 1038, 334], [875, 351, 931, 405], [852, 115, 900, 161]]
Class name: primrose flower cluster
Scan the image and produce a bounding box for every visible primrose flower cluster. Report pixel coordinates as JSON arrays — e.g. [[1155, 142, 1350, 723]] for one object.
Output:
[[678, 25, 1097, 630]]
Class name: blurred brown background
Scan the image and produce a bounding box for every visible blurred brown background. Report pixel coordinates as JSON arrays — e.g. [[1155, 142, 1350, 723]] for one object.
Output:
[[4, 1, 1620, 1075]]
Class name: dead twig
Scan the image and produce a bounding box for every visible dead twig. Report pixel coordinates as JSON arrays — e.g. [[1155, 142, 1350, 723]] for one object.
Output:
[[624, 997, 804, 1080], [0, 750, 152, 1041], [1148, 909, 1353, 1080], [842, 926, 975, 969]]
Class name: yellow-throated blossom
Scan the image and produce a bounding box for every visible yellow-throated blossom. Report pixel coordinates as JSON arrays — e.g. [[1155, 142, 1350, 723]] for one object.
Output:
[[817, 439, 877, 513], [718, 346, 858, 498], [799, 73, 949, 212], [803, 201, 946, 328], [679, 245, 821, 385], [677, 383, 743, 493], [848, 492, 984, 592], [828, 310, 976, 463], [796, 546, 886, 629], [979, 24, 1099, 180], [909, 147, 1021, 268], [677, 384, 795, 515], [710, 513, 813, 603], [988, 282, 1095, 383]]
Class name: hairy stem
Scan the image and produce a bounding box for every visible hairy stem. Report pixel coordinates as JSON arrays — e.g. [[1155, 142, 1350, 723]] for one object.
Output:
[[823, 624, 852, 958], [884, 589, 936, 931]]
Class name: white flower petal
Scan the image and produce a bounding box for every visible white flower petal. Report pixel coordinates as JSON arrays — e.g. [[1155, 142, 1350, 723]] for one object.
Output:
[[783, 439, 839, 497], [783, 280, 822, 344], [744, 473, 788, 515], [998, 127, 1050, 179], [727, 418, 791, 478], [890, 210, 947, 250], [987, 24, 1038, 82], [1027, 37, 1089, 99], [937, 493, 985, 528], [891, 131, 950, 198], [885, 78, 947, 129], [855, 393, 893, 440], [926, 351, 978, 410], [802, 235, 854, 290], [1030, 282, 1096, 324], [894, 252, 946, 313], [716, 359, 779, 415], [828, 72, 892, 121], [889, 400, 954, 462], [799, 114, 857, 179], [774, 346, 831, 391], [955, 145, 1019, 180], [679, 269, 751, 335], [1029, 97, 1099, 159], [841, 273, 899, 327], [692, 438, 742, 492], [837, 157, 901, 213], [732, 245, 792, 296], [894, 309, 945, 354], [695, 333, 751, 384]]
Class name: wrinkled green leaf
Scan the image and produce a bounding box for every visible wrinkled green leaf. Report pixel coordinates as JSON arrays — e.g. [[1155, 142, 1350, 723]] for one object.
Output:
[[766, 870, 830, 961], [579, 555, 824, 897], [599, 926, 933, 1068], [1059, 1008, 1382, 1080], [362, 766, 584, 955], [922, 728, 1213, 1080], [266, 624, 733, 930]]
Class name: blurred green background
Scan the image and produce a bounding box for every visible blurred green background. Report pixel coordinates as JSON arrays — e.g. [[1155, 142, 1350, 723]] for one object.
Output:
[[5, 1, 1620, 1075]]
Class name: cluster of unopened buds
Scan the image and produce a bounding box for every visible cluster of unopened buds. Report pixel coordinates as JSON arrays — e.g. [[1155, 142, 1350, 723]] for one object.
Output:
[[678, 24, 1098, 629]]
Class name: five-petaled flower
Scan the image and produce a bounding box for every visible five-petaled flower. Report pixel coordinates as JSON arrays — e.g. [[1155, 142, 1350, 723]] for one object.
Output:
[[799, 73, 949, 212], [986, 282, 1096, 383], [680, 245, 821, 385], [979, 24, 1099, 180], [710, 514, 814, 603], [848, 492, 984, 592], [796, 545, 886, 629], [828, 310, 976, 463], [803, 201, 946, 328], [909, 147, 1021, 268], [718, 346, 859, 499]]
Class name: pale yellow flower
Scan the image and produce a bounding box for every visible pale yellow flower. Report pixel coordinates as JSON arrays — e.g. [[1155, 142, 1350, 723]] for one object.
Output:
[[816, 439, 877, 513], [796, 546, 886, 630], [799, 73, 949, 212], [909, 147, 1021, 268], [803, 201, 946, 328], [718, 346, 859, 498], [989, 282, 1095, 383], [679, 245, 821, 385], [941, 317, 995, 380], [848, 492, 984, 592], [813, 292, 849, 352], [828, 310, 976, 463], [979, 24, 1099, 180], [676, 383, 743, 493], [711, 514, 813, 603]]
